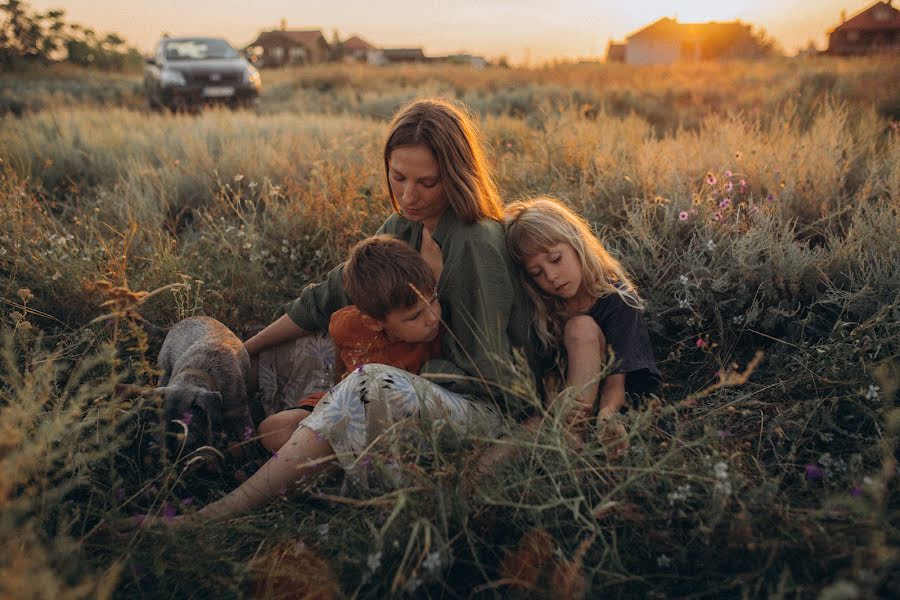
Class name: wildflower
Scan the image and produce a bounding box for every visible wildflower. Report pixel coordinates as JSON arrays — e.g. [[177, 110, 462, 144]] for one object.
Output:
[[180, 497, 193, 506], [766, 193, 774, 202], [163, 503, 177, 521], [851, 486, 863, 498], [404, 578, 423, 593], [233, 174, 244, 182], [732, 315, 745, 325], [679, 275, 688, 285], [180, 411, 193, 426], [706, 239, 716, 251], [667, 483, 692, 505], [317, 523, 330, 538], [719, 198, 732, 209], [713, 461, 732, 495], [423, 551, 442, 575], [705, 173, 717, 186], [657, 554, 672, 567], [242, 425, 254, 441], [724, 170, 732, 178], [678, 211, 689, 221], [865, 384, 880, 401], [724, 181, 733, 193], [717, 430, 731, 438], [367, 551, 383, 572], [804, 464, 825, 481], [678, 298, 691, 309], [695, 338, 707, 348], [739, 179, 747, 189]]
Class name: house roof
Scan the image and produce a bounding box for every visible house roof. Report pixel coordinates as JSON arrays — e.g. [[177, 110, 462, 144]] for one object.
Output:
[[248, 29, 329, 48], [831, 1, 899, 33], [343, 35, 376, 51], [626, 18, 750, 43], [382, 48, 426, 59]]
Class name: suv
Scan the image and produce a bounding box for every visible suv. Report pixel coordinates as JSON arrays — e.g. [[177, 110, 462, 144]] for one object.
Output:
[[144, 37, 261, 111]]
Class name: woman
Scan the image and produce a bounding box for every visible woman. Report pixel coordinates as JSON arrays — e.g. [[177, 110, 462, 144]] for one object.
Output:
[[161, 98, 537, 523]]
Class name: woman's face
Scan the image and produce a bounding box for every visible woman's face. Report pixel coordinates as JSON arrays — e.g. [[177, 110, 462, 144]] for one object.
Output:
[[388, 145, 449, 229]]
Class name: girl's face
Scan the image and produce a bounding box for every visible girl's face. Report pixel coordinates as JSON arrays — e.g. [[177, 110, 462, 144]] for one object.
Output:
[[522, 242, 584, 301], [388, 144, 449, 230]]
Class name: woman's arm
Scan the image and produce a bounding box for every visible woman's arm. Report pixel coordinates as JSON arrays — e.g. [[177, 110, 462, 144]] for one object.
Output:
[[244, 313, 309, 356]]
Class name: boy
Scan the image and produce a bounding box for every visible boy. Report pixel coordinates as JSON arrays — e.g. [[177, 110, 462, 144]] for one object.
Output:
[[257, 235, 442, 452]]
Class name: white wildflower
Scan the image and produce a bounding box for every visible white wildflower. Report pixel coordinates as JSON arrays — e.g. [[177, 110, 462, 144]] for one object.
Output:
[[707, 239, 716, 251], [657, 554, 672, 567], [865, 384, 880, 402], [678, 298, 691, 309], [404, 577, 423, 593], [367, 551, 382, 572], [423, 551, 442, 575], [317, 523, 329, 539], [713, 461, 732, 496], [667, 483, 692, 506], [679, 275, 689, 285]]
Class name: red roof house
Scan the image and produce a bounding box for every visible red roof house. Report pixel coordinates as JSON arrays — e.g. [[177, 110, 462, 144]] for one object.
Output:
[[247, 27, 330, 67], [827, 1, 899, 55]]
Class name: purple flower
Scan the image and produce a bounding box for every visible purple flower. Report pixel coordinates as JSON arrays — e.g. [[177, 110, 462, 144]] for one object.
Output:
[[180, 497, 194, 506], [805, 464, 825, 481], [706, 174, 717, 186], [766, 193, 774, 202], [163, 503, 177, 521], [850, 486, 863, 498], [242, 425, 254, 441], [678, 211, 689, 221], [360, 455, 372, 467], [180, 411, 193, 426], [719, 198, 732, 209], [724, 170, 733, 178]]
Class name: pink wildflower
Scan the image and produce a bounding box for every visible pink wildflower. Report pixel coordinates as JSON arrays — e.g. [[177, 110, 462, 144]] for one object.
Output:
[[713, 211, 724, 222], [695, 338, 707, 348], [180, 411, 193, 426], [678, 211, 689, 221], [719, 198, 732, 209], [163, 503, 177, 521], [724, 170, 732, 178], [242, 425, 254, 441], [805, 464, 825, 481], [724, 181, 733, 193], [705, 173, 717, 186]]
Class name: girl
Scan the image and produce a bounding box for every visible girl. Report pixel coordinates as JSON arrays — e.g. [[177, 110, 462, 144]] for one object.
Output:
[[504, 197, 660, 426]]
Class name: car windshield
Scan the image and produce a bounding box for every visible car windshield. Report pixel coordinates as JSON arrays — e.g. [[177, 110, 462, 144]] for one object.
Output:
[[163, 39, 239, 60]]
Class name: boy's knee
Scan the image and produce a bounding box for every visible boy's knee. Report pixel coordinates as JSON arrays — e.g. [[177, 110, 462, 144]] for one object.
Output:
[[563, 316, 606, 351]]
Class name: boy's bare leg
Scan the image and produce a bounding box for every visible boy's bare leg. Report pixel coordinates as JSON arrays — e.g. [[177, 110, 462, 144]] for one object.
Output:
[[257, 409, 312, 453], [187, 426, 334, 523]]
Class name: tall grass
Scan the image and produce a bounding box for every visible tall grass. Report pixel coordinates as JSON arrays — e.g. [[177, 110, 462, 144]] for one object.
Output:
[[0, 60, 898, 598]]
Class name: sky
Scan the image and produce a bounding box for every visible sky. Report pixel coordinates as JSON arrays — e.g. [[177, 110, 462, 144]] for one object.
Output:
[[30, 0, 879, 63]]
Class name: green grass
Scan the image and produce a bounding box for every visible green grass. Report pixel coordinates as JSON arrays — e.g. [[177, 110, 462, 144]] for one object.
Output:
[[0, 59, 898, 598]]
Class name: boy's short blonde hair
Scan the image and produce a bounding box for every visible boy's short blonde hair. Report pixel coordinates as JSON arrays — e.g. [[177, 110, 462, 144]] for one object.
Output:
[[344, 235, 437, 320]]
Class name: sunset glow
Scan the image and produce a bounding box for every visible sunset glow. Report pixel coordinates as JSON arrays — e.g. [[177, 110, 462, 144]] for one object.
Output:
[[27, 0, 882, 61]]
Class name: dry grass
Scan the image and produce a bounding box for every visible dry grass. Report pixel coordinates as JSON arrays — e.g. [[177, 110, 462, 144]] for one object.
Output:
[[0, 58, 898, 598]]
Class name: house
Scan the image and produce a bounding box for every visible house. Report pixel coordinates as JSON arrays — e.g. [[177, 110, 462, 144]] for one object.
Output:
[[432, 54, 488, 68], [246, 24, 330, 67], [826, 1, 899, 55], [606, 42, 626, 63], [381, 48, 427, 63], [610, 17, 754, 65], [342, 35, 378, 62]]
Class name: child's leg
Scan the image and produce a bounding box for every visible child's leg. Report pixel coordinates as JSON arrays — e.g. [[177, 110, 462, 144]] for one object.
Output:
[[193, 425, 335, 521], [257, 409, 312, 453], [563, 315, 606, 423]]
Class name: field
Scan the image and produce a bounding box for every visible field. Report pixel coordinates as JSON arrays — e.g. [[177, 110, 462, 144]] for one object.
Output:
[[1, 57, 898, 598]]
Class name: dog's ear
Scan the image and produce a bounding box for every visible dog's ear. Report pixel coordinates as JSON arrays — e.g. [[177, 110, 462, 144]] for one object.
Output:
[[195, 391, 223, 433]]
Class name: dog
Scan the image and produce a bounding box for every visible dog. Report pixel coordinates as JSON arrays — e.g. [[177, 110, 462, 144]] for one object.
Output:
[[152, 316, 254, 454]]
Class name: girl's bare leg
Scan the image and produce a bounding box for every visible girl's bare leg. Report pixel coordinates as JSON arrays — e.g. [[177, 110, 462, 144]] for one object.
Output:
[[562, 315, 606, 423]]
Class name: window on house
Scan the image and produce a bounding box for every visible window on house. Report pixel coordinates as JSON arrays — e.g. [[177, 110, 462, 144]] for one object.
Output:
[[847, 30, 860, 42], [271, 46, 284, 60], [289, 47, 307, 63]]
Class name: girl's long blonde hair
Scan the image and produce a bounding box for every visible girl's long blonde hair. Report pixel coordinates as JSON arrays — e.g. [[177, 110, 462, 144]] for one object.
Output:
[[504, 197, 643, 349]]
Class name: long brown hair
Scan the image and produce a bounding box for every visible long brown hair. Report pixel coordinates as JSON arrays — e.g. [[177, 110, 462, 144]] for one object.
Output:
[[504, 197, 643, 349], [384, 98, 502, 223]]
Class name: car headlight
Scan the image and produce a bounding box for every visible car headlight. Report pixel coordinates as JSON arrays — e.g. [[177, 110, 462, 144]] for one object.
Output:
[[161, 69, 187, 86], [244, 66, 261, 87]]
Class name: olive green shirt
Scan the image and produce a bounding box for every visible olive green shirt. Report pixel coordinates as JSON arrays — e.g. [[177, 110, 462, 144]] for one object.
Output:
[[284, 209, 537, 417]]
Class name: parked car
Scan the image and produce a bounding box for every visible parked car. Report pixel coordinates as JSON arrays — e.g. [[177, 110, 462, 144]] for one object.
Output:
[[144, 37, 261, 111]]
